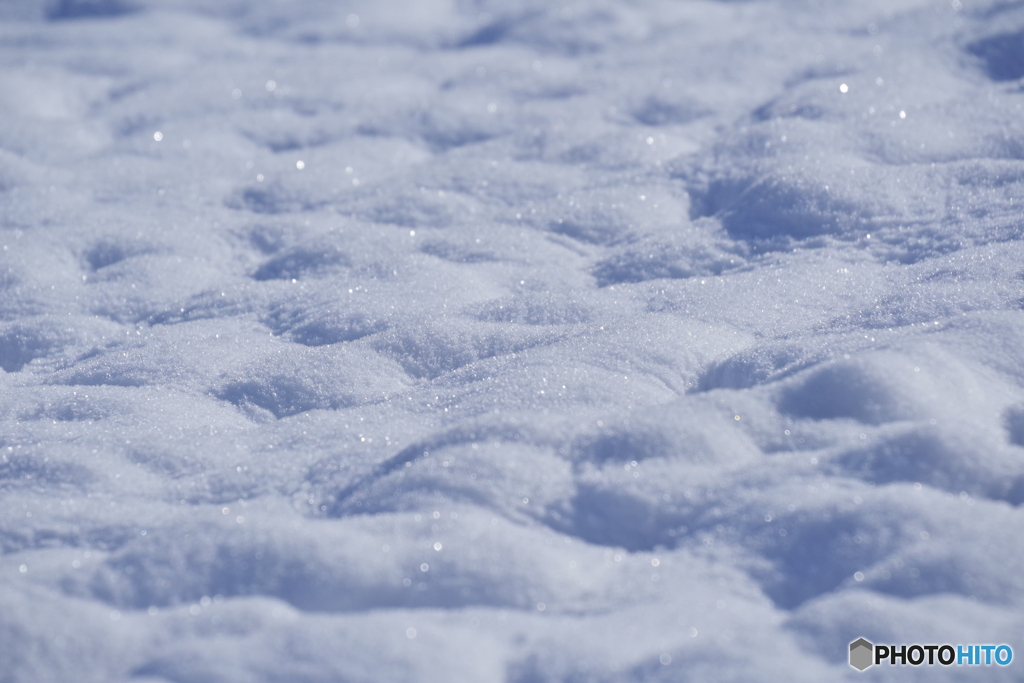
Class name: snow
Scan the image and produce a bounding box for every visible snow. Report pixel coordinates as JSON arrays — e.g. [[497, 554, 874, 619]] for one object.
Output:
[[2, 0, 1024, 680]]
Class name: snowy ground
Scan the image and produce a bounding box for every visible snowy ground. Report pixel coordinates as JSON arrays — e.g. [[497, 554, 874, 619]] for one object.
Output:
[[2, 0, 1024, 680]]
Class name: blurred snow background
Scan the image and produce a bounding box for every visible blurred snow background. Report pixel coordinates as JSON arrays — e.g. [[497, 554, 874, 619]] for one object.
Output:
[[2, 0, 1024, 680]]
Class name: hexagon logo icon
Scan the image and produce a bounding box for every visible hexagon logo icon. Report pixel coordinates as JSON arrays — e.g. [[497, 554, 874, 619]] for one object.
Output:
[[849, 638, 874, 671]]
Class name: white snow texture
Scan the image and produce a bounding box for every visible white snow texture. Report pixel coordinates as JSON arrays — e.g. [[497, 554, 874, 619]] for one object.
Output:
[[2, 0, 1024, 681]]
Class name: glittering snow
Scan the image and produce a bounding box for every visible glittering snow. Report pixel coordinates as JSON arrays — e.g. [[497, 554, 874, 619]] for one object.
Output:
[[2, 0, 1024, 681]]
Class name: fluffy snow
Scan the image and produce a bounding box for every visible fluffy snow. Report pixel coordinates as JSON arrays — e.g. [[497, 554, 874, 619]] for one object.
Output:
[[2, 0, 1024, 680]]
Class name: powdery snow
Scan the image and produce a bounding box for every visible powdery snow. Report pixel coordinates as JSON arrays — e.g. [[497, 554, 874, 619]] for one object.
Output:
[[2, 0, 1024, 681]]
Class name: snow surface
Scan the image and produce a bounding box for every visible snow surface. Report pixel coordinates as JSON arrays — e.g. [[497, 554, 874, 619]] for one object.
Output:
[[2, 0, 1024, 680]]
